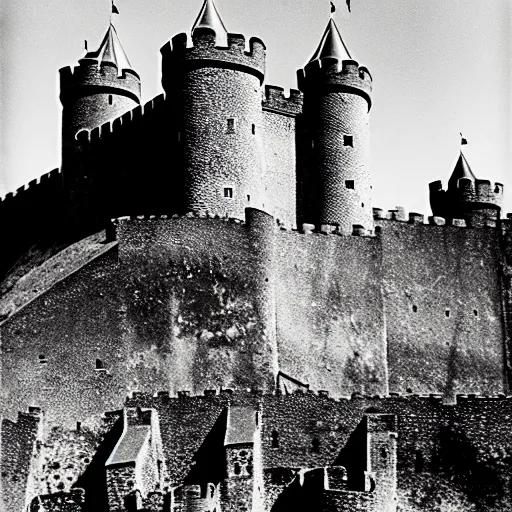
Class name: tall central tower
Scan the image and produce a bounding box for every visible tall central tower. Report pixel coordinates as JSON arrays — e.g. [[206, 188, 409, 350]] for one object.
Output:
[[161, 0, 267, 220], [298, 19, 373, 234]]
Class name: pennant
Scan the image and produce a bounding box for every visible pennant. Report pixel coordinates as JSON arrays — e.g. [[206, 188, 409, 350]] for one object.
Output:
[[112, 1, 119, 15], [346, 0, 351, 12], [460, 133, 468, 145], [331, 1, 336, 13]]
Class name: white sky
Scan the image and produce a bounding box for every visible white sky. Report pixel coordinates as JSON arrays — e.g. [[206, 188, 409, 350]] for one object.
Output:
[[1, 0, 511, 216]]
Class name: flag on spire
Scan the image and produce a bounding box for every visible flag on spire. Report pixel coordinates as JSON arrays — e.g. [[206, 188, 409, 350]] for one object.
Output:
[[346, 0, 351, 12], [460, 133, 468, 146], [331, 1, 336, 13], [112, 1, 119, 15]]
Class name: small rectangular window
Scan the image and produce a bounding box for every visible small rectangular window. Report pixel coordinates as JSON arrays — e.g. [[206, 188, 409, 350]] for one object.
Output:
[[224, 187, 233, 198], [345, 180, 355, 189], [177, 131, 181, 142], [247, 195, 251, 203], [226, 118, 236, 133], [108, 95, 113, 105], [252, 124, 256, 135], [343, 135, 353, 147]]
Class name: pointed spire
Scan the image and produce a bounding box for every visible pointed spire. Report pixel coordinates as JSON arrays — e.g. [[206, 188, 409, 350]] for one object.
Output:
[[84, 24, 132, 76], [192, 0, 228, 46], [309, 19, 352, 63], [448, 151, 477, 190]]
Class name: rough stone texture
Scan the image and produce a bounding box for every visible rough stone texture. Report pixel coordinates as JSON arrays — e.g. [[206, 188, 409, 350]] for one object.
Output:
[[302, 92, 372, 234], [262, 110, 298, 229], [380, 221, 505, 397], [1, 410, 43, 512], [274, 230, 387, 396]]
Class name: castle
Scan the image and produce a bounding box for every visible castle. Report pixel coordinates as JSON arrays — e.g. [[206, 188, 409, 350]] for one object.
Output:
[[1, 1, 512, 510]]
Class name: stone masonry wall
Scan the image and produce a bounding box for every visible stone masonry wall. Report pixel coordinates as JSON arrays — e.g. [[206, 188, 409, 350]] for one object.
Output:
[[379, 220, 505, 397], [262, 110, 298, 229], [1, 410, 43, 512], [274, 229, 387, 397]]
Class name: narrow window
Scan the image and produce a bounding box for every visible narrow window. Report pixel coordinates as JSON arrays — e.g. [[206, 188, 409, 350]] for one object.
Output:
[[495, 185, 500, 193], [311, 139, 315, 149], [234, 462, 241, 475], [177, 131, 181, 142], [224, 187, 233, 199], [343, 135, 353, 147], [252, 124, 256, 135], [345, 180, 355, 189], [108, 95, 113, 105], [247, 195, 251, 203], [271, 431, 279, 448], [312, 437, 320, 453], [380, 447, 388, 459], [445, 309, 451, 318], [76, 422, 81, 432], [95, 358, 104, 370], [226, 118, 236, 133], [361, 203, 365, 208], [473, 309, 478, 317], [412, 305, 417, 313], [415, 450, 424, 472]]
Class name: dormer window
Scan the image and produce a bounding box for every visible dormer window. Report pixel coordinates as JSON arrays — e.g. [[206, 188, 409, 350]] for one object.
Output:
[[343, 135, 353, 147], [224, 187, 233, 199]]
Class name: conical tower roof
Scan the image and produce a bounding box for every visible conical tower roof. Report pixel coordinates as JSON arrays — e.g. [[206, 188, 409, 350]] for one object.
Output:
[[84, 24, 132, 75], [448, 151, 477, 190], [309, 19, 352, 63], [192, 0, 228, 46]]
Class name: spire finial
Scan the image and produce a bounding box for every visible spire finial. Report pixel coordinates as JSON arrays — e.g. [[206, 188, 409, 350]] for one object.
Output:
[[309, 16, 352, 63], [192, 0, 228, 46]]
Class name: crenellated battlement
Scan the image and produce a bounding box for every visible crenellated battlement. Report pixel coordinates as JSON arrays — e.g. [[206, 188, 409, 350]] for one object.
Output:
[[429, 177, 503, 228], [161, 28, 266, 87], [297, 57, 372, 109], [75, 93, 166, 144], [59, 60, 141, 105], [262, 85, 303, 116]]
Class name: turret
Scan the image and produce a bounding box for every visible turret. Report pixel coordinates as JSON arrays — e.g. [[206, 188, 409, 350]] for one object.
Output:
[[161, 0, 267, 220], [429, 150, 503, 228], [59, 22, 141, 168], [297, 19, 373, 234]]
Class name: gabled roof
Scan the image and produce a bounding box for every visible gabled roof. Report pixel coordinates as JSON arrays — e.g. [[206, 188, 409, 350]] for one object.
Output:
[[105, 425, 150, 466], [192, 0, 228, 47], [309, 19, 352, 63], [448, 151, 477, 190], [224, 407, 257, 446], [84, 24, 132, 75]]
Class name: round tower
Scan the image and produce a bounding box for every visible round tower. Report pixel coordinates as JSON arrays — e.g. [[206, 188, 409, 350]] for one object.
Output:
[[59, 23, 141, 165], [161, 0, 266, 220], [298, 19, 373, 234], [429, 149, 503, 228]]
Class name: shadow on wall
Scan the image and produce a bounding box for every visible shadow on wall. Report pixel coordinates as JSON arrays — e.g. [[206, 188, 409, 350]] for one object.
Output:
[[183, 407, 229, 486], [73, 414, 124, 511]]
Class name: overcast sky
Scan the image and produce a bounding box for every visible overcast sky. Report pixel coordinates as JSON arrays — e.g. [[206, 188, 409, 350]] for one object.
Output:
[[1, 0, 511, 216]]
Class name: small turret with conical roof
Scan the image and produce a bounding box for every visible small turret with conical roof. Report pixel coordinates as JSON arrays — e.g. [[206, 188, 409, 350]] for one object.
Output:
[[297, 17, 373, 235], [161, 0, 266, 220], [59, 19, 141, 170], [429, 147, 503, 227]]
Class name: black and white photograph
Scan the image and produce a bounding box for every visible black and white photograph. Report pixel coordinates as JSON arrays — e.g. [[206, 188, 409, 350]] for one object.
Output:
[[0, 0, 511, 510]]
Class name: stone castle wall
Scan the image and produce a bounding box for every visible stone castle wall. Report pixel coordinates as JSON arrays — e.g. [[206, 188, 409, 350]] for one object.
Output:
[[1, 215, 509, 434]]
